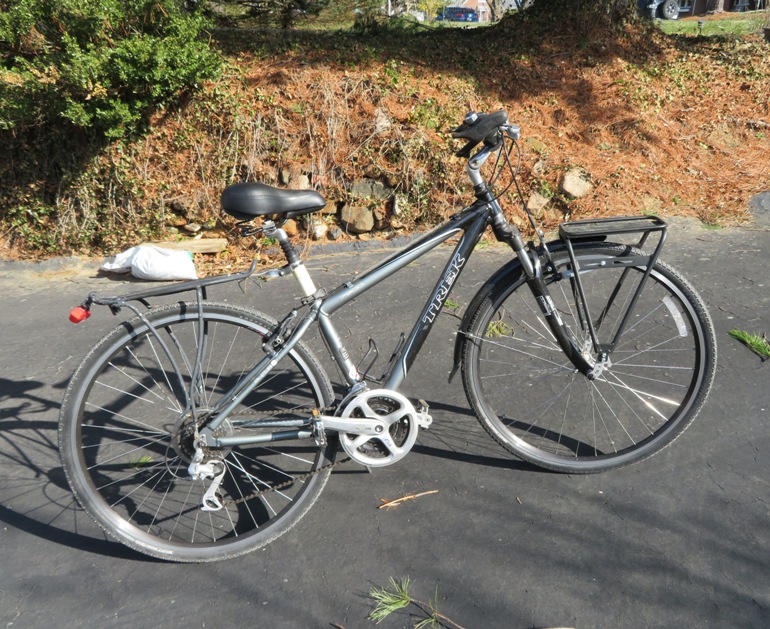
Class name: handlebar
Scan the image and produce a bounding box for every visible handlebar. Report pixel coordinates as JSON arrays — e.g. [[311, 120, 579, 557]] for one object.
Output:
[[451, 110, 520, 159]]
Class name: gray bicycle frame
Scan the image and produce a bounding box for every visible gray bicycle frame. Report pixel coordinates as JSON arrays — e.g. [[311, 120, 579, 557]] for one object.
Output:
[[199, 201, 496, 447], [78, 138, 669, 450]]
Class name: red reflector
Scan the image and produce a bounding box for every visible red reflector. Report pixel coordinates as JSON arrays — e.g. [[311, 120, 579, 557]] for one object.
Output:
[[69, 306, 91, 323]]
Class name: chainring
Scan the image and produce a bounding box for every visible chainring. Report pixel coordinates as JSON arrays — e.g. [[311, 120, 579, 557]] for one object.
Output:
[[338, 389, 419, 467]]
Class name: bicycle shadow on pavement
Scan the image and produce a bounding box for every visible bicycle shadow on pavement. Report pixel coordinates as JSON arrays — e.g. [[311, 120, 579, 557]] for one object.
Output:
[[0, 376, 154, 561], [409, 400, 544, 473]]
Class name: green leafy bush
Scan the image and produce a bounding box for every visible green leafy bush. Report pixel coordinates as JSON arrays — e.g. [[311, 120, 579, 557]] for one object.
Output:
[[0, 0, 221, 138]]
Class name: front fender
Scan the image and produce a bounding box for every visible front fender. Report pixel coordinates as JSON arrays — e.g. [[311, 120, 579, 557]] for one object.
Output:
[[449, 238, 607, 382], [449, 256, 526, 383]]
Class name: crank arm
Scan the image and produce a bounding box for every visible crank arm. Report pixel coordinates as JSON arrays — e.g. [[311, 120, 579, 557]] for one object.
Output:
[[318, 415, 388, 436]]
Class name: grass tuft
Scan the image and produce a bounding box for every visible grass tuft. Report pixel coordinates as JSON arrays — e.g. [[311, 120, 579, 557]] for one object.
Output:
[[368, 577, 468, 628], [728, 329, 770, 360]]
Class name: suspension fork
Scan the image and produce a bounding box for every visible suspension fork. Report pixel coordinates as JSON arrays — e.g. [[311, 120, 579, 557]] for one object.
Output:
[[524, 252, 597, 376]]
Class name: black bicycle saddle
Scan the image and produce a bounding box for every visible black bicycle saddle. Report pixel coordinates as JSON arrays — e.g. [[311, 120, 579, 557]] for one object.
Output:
[[221, 182, 326, 221]]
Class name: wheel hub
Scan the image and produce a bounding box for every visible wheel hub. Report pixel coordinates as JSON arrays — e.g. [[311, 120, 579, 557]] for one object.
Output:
[[171, 414, 233, 465]]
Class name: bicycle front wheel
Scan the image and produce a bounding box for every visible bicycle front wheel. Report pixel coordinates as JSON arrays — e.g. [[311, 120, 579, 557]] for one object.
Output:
[[59, 302, 335, 562], [462, 243, 716, 473]]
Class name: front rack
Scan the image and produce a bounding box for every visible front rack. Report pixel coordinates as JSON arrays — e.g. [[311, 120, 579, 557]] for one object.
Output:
[[557, 216, 668, 356], [559, 215, 666, 241]]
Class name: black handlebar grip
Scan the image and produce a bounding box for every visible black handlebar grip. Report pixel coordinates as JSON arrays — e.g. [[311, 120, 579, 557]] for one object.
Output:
[[451, 110, 508, 157], [451, 110, 508, 143]]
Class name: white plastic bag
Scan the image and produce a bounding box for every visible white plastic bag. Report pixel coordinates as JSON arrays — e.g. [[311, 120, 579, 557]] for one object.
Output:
[[100, 246, 198, 281]]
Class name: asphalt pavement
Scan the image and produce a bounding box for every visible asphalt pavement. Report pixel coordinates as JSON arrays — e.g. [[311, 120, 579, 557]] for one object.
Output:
[[0, 205, 768, 628]]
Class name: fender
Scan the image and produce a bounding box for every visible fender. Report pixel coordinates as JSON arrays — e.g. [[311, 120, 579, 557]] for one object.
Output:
[[449, 256, 525, 383], [448, 238, 608, 382]]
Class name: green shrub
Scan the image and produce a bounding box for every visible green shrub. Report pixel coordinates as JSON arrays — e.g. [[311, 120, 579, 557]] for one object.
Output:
[[0, 0, 221, 138]]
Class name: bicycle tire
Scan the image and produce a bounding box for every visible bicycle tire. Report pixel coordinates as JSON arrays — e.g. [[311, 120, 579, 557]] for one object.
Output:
[[59, 302, 335, 562], [461, 242, 716, 473]]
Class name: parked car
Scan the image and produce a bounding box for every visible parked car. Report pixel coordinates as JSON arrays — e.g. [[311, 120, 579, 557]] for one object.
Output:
[[638, 0, 683, 19], [435, 7, 479, 22]]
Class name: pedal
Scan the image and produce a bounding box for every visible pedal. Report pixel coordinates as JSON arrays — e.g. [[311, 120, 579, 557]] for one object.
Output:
[[311, 409, 326, 447], [416, 399, 433, 429]]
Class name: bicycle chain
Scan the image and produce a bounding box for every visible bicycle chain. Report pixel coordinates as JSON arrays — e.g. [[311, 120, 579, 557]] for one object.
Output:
[[201, 406, 353, 508], [224, 454, 351, 508]]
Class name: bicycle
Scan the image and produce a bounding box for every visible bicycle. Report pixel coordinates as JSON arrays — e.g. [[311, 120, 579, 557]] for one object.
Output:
[[59, 110, 716, 562]]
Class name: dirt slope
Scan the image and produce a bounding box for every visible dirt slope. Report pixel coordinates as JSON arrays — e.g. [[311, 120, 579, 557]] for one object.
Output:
[[2, 15, 769, 264]]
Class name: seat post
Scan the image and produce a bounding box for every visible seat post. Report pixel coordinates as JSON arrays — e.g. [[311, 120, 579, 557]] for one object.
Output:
[[263, 221, 317, 298]]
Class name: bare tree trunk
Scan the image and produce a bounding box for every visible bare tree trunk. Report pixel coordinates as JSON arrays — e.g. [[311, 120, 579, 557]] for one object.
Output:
[[488, 0, 503, 22]]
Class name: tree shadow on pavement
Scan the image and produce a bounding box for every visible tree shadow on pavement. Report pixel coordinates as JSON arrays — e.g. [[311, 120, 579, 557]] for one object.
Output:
[[0, 377, 154, 561], [412, 399, 545, 472]]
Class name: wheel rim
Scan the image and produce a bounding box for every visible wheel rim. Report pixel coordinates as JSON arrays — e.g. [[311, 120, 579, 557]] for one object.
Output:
[[64, 307, 332, 556], [470, 250, 709, 471], [662, 0, 679, 19]]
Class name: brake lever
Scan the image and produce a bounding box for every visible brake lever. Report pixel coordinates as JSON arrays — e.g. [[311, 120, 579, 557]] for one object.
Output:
[[502, 124, 521, 141]]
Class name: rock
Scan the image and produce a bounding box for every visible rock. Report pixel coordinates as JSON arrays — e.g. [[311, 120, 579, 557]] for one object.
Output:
[[749, 191, 770, 228], [559, 168, 593, 199], [532, 160, 547, 176], [327, 226, 343, 241], [340, 206, 374, 233], [351, 179, 391, 200], [183, 223, 202, 234], [526, 192, 550, 219], [392, 194, 407, 216], [374, 108, 391, 134], [322, 200, 339, 215], [373, 207, 388, 230], [290, 174, 311, 190], [310, 221, 328, 241], [279, 169, 291, 185], [283, 219, 299, 237], [167, 216, 188, 228]]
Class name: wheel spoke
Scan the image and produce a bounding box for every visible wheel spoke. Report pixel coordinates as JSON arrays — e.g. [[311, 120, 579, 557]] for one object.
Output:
[[464, 245, 714, 472], [60, 303, 334, 561]]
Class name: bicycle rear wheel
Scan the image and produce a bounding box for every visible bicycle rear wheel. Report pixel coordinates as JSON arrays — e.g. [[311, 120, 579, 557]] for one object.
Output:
[[59, 302, 335, 562], [462, 243, 716, 473]]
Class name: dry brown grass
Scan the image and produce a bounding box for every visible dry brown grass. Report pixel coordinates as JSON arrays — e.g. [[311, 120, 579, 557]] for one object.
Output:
[[2, 17, 768, 264]]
